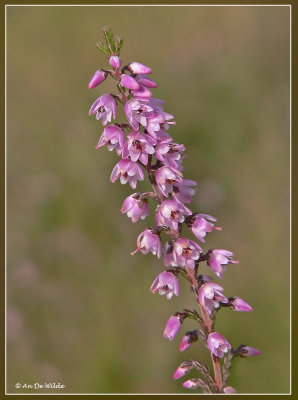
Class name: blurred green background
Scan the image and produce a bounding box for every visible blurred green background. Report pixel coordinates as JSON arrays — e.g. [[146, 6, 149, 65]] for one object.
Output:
[[7, 5, 290, 394]]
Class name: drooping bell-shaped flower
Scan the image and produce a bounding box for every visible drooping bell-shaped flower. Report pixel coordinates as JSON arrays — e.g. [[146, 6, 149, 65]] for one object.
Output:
[[96, 124, 125, 156], [121, 193, 149, 223], [89, 93, 117, 126], [207, 332, 231, 358], [186, 213, 221, 243], [132, 229, 162, 258], [150, 271, 179, 299], [155, 199, 191, 231], [198, 282, 229, 315], [155, 166, 183, 197], [110, 159, 144, 189], [163, 315, 181, 340], [207, 249, 239, 279]]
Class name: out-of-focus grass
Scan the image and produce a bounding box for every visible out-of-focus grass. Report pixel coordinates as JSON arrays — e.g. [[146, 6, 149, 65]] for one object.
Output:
[[7, 6, 290, 394]]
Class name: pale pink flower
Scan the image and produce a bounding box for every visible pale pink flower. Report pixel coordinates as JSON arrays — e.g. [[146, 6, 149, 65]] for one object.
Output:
[[122, 131, 155, 165], [172, 179, 197, 204], [198, 282, 229, 315], [109, 55, 121, 69], [207, 332, 231, 358], [207, 249, 239, 279], [187, 213, 221, 243], [89, 94, 117, 126], [96, 124, 125, 156], [173, 238, 202, 269], [110, 159, 144, 189], [163, 315, 181, 340], [132, 229, 162, 258], [155, 167, 183, 197], [228, 297, 253, 312], [121, 193, 149, 223], [150, 271, 179, 299], [155, 199, 191, 230]]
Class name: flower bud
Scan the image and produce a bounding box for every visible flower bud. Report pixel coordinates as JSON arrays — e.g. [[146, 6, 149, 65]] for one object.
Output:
[[207, 332, 231, 358], [121, 74, 140, 90], [173, 361, 193, 380], [163, 315, 181, 341], [223, 386, 236, 393], [109, 55, 121, 69], [129, 62, 152, 74], [88, 69, 107, 89], [235, 344, 261, 357], [179, 330, 198, 352], [228, 297, 253, 312]]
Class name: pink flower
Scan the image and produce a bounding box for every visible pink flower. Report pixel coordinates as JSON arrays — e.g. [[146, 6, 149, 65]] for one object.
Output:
[[236, 345, 261, 357], [173, 238, 202, 269], [163, 315, 181, 340], [136, 74, 157, 88], [155, 199, 191, 230], [129, 62, 152, 74], [172, 179, 197, 204], [132, 84, 153, 99], [155, 166, 183, 197], [110, 159, 144, 189], [173, 361, 193, 380], [88, 69, 107, 89], [207, 249, 239, 279], [96, 124, 125, 156], [121, 74, 140, 90], [198, 282, 229, 315], [121, 193, 149, 223], [124, 98, 154, 131], [109, 55, 121, 69], [89, 94, 117, 126], [182, 379, 203, 389], [155, 137, 185, 169], [223, 386, 236, 393], [150, 271, 179, 299], [145, 111, 175, 138], [179, 330, 198, 352], [228, 297, 253, 312], [187, 214, 221, 243], [122, 131, 155, 165], [207, 332, 231, 358], [132, 229, 162, 258], [163, 240, 177, 267]]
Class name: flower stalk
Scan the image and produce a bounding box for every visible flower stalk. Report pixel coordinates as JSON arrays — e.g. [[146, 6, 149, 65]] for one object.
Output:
[[88, 28, 260, 393]]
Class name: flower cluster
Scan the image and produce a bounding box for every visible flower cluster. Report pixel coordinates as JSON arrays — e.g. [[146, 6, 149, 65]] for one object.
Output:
[[89, 29, 260, 393]]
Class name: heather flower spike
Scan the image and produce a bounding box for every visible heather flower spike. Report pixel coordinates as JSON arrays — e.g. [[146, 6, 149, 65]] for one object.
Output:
[[89, 29, 259, 393]]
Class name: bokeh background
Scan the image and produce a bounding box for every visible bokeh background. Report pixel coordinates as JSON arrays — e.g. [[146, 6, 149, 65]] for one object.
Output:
[[7, 5, 290, 394]]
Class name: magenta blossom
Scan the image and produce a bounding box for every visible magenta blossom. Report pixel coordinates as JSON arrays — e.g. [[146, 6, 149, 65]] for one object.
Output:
[[236, 345, 261, 357], [207, 332, 231, 358], [163, 315, 181, 340], [179, 330, 199, 352], [155, 137, 185, 169], [155, 199, 191, 230], [89, 93, 117, 126], [173, 238, 202, 269], [129, 62, 152, 74], [132, 84, 153, 99], [207, 249, 239, 279], [121, 74, 140, 90], [150, 271, 179, 300], [228, 297, 253, 312], [132, 229, 162, 258], [121, 193, 149, 223], [155, 166, 183, 197], [88, 69, 107, 89], [198, 282, 229, 315], [109, 55, 121, 69], [172, 179, 197, 204], [122, 131, 155, 165], [110, 159, 144, 189], [96, 124, 125, 156], [187, 214, 221, 243], [223, 386, 236, 393], [145, 111, 175, 138], [124, 98, 154, 131], [136, 74, 157, 88], [173, 361, 193, 380]]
